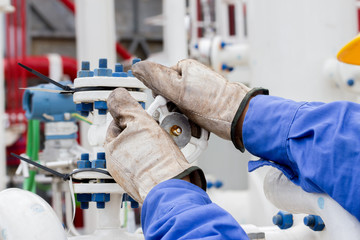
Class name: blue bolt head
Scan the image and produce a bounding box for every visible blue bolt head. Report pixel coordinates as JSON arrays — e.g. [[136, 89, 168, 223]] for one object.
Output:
[[77, 160, 91, 169], [81, 61, 90, 70], [220, 41, 227, 49], [80, 202, 89, 209], [99, 58, 107, 68], [214, 180, 223, 188], [347, 79, 355, 87], [194, 43, 199, 49], [207, 181, 213, 189], [77, 193, 92, 209], [81, 153, 89, 160], [132, 58, 141, 65], [97, 152, 106, 160], [92, 159, 106, 169], [77, 61, 94, 78], [112, 72, 128, 77], [115, 63, 124, 73], [127, 70, 134, 77], [272, 211, 293, 229], [304, 215, 325, 231], [94, 101, 107, 115]]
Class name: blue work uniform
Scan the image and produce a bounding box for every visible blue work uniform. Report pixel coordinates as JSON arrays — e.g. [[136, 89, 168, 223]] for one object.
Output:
[[141, 95, 360, 239]]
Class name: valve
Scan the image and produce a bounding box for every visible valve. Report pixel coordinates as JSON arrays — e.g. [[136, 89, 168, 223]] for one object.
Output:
[[146, 95, 208, 163]]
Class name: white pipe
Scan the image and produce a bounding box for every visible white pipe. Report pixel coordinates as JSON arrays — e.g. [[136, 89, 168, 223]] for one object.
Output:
[[75, 0, 116, 233], [163, 0, 188, 65], [264, 168, 360, 239]]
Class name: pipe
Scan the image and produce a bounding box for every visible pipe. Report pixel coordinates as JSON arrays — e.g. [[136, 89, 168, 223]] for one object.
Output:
[[58, 0, 133, 60], [264, 168, 360, 239], [5, 56, 78, 80]]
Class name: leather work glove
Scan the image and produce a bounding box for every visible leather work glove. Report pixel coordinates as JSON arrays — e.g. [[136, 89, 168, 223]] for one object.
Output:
[[132, 59, 268, 152], [104, 88, 206, 204]]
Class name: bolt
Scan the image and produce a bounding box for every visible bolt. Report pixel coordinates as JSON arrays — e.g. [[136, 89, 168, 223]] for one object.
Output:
[[92, 193, 110, 209], [81, 61, 90, 70], [115, 63, 123, 73], [272, 211, 293, 229], [220, 41, 227, 49], [207, 181, 213, 189], [77, 61, 94, 78], [170, 125, 182, 136], [77, 193, 92, 209], [112, 63, 128, 77], [194, 43, 199, 49], [94, 101, 107, 115], [132, 58, 141, 65], [92, 152, 106, 168], [77, 153, 91, 169], [76, 103, 93, 117], [347, 79, 355, 87], [214, 180, 223, 188], [304, 215, 325, 231], [99, 58, 107, 68], [94, 58, 112, 76], [128, 70, 134, 77]]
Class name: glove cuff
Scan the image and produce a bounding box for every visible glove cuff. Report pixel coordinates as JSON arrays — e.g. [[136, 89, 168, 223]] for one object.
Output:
[[231, 87, 269, 152], [173, 166, 207, 192]]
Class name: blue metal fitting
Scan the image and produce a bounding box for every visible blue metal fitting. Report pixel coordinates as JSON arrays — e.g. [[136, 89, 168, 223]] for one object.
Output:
[[127, 70, 134, 77], [94, 101, 107, 115], [272, 211, 293, 229], [194, 43, 199, 49], [347, 79, 355, 87], [81, 153, 89, 160], [139, 102, 145, 109], [91, 152, 106, 168], [114, 63, 124, 72], [23, 81, 76, 121], [76, 103, 93, 117], [304, 215, 325, 231], [221, 63, 234, 72], [77, 193, 92, 209], [220, 41, 227, 49], [77, 153, 91, 169], [214, 180, 223, 188], [92, 193, 110, 209], [112, 72, 128, 77], [132, 58, 141, 65], [94, 58, 112, 77], [207, 181, 213, 189], [112, 63, 128, 77], [77, 61, 94, 78]]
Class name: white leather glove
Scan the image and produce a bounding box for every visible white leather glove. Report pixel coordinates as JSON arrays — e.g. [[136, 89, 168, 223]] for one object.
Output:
[[104, 88, 206, 203], [132, 59, 268, 152]]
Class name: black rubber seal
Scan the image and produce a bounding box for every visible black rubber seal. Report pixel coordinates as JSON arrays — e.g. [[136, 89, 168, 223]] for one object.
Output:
[[173, 166, 207, 192], [231, 88, 269, 152]]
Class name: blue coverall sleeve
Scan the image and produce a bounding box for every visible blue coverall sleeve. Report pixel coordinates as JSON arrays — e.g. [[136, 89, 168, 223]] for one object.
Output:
[[243, 95, 360, 221], [141, 179, 249, 240]]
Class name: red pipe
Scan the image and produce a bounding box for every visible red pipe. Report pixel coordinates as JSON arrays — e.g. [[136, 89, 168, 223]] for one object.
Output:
[[116, 42, 132, 60], [58, 0, 133, 60], [5, 56, 78, 81]]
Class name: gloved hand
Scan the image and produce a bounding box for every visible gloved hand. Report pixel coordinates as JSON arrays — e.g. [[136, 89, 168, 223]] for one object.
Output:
[[104, 88, 206, 203], [132, 59, 268, 152]]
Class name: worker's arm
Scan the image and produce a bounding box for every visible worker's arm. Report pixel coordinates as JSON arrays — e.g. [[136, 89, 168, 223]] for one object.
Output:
[[141, 179, 249, 240], [243, 95, 360, 221]]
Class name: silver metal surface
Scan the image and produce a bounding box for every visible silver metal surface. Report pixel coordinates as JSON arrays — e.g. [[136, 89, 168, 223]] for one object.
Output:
[[160, 112, 191, 148]]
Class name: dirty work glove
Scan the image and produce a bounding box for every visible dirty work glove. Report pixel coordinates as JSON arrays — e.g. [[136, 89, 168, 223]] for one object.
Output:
[[132, 59, 268, 152], [104, 88, 206, 203]]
